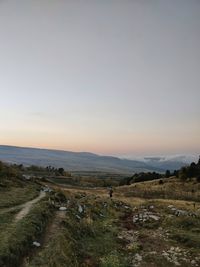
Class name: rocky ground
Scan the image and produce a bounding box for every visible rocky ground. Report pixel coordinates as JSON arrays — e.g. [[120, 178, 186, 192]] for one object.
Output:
[[1, 181, 200, 267], [23, 186, 200, 267]]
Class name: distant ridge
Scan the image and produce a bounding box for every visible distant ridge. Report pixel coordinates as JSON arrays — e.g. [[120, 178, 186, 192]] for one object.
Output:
[[0, 145, 188, 173]]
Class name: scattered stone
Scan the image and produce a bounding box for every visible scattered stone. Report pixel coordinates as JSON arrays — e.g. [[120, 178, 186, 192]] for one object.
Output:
[[161, 247, 191, 266], [167, 205, 198, 218], [171, 207, 177, 212], [149, 214, 160, 221], [59, 207, 67, 211], [133, 210, 160, 223], [132, 253, 142, 267], [175, 210, 188, 216], [42, 186, 52, 193], [76, 214, 81, 220], [188, 212, 198, 218], [33, 241, 41, 247], [78, 204, 83, 213], [135, 253, 142, 261]]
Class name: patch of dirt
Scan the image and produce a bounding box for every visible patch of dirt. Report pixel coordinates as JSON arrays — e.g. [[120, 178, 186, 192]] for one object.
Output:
[[43, 210, 66, 244], [15, 191, 46, 222], [22, 210, 67, 267]]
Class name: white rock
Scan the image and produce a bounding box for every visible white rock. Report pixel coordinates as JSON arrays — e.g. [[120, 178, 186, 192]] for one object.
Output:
[[133, 217, 138, 223], [175, 247, 181, 252], [135, 253, 142, 261], [78, 205, 83, 213], [149, 214, 160, 221], [33, 241, 41, 247], [174, 261, 181, 266], [162, 251, 168, 256], [59, 207, 67, 211], [175, 210, 188, 216]]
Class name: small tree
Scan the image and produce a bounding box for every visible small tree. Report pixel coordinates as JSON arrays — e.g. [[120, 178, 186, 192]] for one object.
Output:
[[187, 162, 196, 179], [58, 168, 65, 176], [165, 170, 171, 178], [179, 167, 187, 181]]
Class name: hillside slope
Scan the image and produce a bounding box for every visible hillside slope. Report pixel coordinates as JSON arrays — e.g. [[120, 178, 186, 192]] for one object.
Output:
[[0, 145, 187, 173]]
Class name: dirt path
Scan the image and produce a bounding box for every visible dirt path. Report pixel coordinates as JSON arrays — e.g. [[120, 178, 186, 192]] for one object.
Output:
[[42, 210, 66, 244], [15, 191, 46, 222], [22, 210, 66, 267]]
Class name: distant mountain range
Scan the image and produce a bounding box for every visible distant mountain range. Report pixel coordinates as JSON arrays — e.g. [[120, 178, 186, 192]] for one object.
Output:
[[0, 145, 193, 174]]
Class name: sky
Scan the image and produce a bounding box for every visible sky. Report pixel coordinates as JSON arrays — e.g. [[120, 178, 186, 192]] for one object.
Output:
[[0, 0, 199, 157]]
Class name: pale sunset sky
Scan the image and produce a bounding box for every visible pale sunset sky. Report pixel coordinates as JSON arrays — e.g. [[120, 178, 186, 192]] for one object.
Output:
[[0, 0, 199, 157]]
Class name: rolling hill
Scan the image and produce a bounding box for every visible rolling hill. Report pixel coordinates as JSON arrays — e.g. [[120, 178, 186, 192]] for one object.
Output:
[[0, 145, 188, 173]]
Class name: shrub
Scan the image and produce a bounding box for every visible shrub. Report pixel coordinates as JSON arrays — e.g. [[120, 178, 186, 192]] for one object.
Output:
[[196, 176, 200, 183]]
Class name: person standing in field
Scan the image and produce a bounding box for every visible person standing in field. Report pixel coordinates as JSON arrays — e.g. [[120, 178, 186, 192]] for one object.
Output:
[[109, 186, 113, 198]]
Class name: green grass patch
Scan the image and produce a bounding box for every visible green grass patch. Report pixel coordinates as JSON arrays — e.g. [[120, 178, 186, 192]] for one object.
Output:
[[0, 184, 39, 208], [170, 230, 200, 248], [29, 230, 79, 267], [27, 195, 131, 267], [0, 198, 53, 267], [0, 209, 21, 232]]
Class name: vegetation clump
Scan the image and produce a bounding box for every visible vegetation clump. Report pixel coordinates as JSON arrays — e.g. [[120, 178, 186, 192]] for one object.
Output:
[[179, 157, 200, 182]]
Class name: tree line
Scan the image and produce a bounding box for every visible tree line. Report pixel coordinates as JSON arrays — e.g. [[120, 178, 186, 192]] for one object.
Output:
[[120, 156, 200, 185]]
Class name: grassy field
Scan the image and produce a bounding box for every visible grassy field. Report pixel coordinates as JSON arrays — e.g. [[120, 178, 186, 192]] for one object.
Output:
[[47, 172, 125, 188], [0, 185, 40, 208], [116, 177, 200, 202], [24, 182, 200, 267], [0, 197, 54, 267], [0, 176, 200, 266], [0, 178, 54, 267]]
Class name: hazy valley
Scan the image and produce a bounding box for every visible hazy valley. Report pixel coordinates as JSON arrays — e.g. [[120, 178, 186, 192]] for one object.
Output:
[[0, 145, 194, 174]]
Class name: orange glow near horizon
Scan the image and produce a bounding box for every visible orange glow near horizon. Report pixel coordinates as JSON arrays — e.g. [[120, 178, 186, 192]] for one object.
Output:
[[1, 130, 199, 156], [0, 1, 199, 157]]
